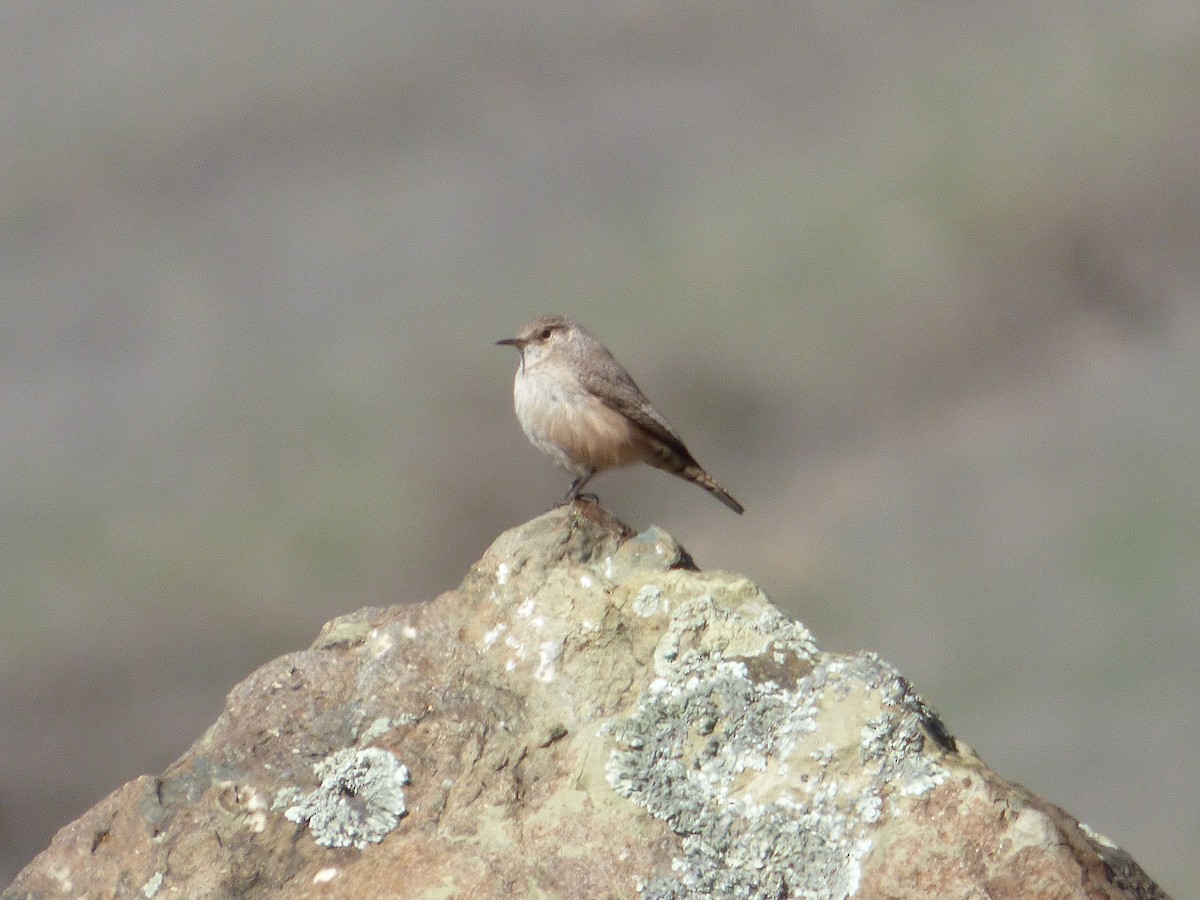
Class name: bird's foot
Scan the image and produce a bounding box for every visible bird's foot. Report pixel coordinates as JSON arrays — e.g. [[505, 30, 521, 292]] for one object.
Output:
[[552, 492, 600, 510]]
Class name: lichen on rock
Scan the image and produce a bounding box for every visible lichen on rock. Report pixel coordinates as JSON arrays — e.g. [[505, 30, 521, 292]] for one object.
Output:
[[606, 590, 952, 900], [275, 747, 410, 849]]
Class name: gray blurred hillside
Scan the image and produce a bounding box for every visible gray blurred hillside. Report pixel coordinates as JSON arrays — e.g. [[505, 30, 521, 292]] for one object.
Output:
[[2, 3, 1198, 894]]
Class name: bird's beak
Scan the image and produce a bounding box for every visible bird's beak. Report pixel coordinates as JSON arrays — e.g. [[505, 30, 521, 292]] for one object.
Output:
[[496, 337, 526, 372]]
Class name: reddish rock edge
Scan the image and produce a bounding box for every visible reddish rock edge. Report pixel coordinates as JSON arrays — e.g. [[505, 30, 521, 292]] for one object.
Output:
[[4, 505, 1170, 899]]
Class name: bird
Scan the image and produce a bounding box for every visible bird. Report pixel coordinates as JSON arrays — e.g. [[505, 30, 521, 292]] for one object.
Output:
[[497, 315, 744, 513]]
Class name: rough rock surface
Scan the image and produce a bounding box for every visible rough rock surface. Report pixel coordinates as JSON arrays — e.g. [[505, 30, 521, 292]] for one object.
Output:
[[4, 505, 1169, 899]]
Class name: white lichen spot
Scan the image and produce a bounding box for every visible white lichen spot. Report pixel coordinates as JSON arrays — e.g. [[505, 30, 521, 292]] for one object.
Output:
[[312, 867, 339, 884], [810, 744, 838, 766], [859, 716, 891, 751], [401, 625, 418, 640], [855, 793, 882, 824], [366, 628, 395, 659], [279, 748, 410, 849], [580, 573, 594, 588], [240, 787, 269, 833], [141, 871, 164, 898], [505, 658, 517, 672], [482, 622, 507, 649], [1008, 807, 1056, 851], [631, 585, 663, 617], [535, 640, 562, 682], [716, 659, 750, 680], [517, 597, 536, 617], [243, 787, 266, 811], [358, 717, 394, 744], [49, 866, 74, 893], [496, 561, 511, 585], [844, 837, 871, 895], [603, 556, 614, 579], [899, 767, 946, 796], [503, 634, 527, 659]]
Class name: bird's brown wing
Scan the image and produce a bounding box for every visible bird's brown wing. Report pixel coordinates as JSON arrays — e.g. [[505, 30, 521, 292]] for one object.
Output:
[[578, 347, 744, 513], [578, 361, 698, 466]]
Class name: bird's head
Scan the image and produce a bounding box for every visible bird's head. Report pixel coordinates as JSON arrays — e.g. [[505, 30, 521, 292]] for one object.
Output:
[[496, 315, 579, 372]]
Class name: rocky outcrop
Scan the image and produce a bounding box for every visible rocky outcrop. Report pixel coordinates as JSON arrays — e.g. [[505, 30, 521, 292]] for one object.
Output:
[[4, 505, 1169, 899]]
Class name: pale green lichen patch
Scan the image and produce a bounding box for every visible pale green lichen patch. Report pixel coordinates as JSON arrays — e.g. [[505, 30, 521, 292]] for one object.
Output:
[[274, 747, 410, 849], [141, 871, 164, 897], [606, 593, 949, 900]]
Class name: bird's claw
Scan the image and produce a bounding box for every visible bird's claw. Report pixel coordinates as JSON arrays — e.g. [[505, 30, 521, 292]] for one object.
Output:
[[552, 492, 600, 510]]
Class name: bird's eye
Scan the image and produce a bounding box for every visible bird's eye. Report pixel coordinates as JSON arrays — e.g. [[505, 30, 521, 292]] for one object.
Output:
[[539, 327, 553, 340]]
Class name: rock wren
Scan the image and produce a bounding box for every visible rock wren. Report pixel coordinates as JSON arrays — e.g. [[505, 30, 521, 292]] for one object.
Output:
[[497, 315, 744, 513]]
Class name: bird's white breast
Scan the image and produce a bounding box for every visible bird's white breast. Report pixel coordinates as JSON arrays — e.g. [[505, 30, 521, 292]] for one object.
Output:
[[513, 363, 644, 475]]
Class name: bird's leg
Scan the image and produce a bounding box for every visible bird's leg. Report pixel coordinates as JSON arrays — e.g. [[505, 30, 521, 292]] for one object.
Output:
[[558, 470, 598, 506]]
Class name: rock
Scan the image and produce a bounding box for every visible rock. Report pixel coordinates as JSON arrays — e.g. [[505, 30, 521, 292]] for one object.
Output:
[[3, 504, 1170, 899]]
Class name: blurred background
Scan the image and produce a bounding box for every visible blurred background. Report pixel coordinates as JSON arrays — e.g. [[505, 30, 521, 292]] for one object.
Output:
[[2, 2, 1197, 892]]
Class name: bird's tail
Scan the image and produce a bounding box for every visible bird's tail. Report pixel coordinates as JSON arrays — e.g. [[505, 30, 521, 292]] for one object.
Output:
[[681, 465, 745, 514]]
